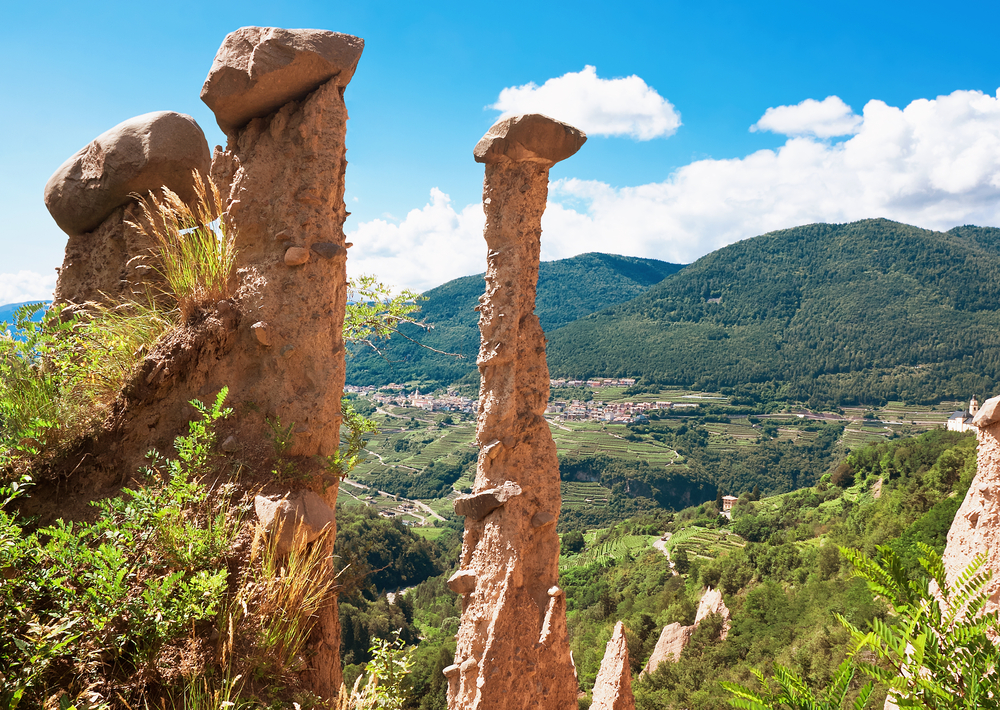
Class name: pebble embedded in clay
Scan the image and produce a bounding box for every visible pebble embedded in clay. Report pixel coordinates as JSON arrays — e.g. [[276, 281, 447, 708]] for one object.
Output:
[[201, 26, 364, 134], [44, 111, 211, 236], [473, 113, 587, 166], [284, 246, 310, 266]]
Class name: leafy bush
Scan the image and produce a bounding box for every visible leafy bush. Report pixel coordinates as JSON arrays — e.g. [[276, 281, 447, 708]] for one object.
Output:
[[0, 389, 240, 706]]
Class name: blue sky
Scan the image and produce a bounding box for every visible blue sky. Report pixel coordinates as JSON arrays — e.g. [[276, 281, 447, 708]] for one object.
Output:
[[3, 0, 1000, 301]]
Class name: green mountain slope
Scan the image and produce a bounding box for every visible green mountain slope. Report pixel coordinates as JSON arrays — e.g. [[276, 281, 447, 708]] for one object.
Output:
[[546, 220, 1000, 406], [346, 252, 682, 387]]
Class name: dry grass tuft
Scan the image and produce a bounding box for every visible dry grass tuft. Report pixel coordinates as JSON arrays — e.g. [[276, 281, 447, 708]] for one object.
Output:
[[129, 172, 236, 322]]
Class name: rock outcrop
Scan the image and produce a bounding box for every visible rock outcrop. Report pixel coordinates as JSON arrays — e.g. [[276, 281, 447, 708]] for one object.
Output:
[[44, 111, 211, 304], [942, 393, 1000, 613], [446, 114, 586, 710], [642, 622, 692, 675], [643, 587, 731, 676], [591, 621, 636, 710], [695, 586, 731, 639], [41, 26, 362, 700]]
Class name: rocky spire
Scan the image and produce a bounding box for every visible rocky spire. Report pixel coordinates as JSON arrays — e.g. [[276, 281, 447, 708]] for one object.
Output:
[[591, 621, 636, 710], [445, 114, 586, 710], [942, 394, 1000, 614]]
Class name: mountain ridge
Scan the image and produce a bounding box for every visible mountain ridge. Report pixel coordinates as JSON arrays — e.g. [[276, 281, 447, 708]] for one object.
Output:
[[545, 218, 1000, 406], [346, 252, 682, 387]]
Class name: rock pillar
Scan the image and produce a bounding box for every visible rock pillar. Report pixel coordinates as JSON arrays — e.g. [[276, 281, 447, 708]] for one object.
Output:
[[44, 111, 211, 305], [591, 621, 636, 710], [201, 26, 364, 696], [942, 395, 1000, 612], [446, 114, 586, 710]]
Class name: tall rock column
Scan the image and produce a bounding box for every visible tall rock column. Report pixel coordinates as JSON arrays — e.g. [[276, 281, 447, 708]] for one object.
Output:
[[446, 114, 586, 710], [943, 395, 1000, 611], [201, 26, 364, 697]]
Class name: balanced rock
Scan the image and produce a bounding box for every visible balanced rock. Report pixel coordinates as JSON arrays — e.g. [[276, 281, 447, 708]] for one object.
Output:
[[473, 113, 587, 166], [591, 621, 636, 710], [201, 27, 364, 134], [44, 111, 210, 236], [973, 395, 1000, 428], [255, 491, 336, 556]]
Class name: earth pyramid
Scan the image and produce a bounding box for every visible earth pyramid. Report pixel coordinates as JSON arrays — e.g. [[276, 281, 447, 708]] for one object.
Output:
[[445, 113, 586, 710]]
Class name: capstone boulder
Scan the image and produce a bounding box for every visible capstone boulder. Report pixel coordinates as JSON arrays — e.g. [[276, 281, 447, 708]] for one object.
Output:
[[201, 26, 364, 134]]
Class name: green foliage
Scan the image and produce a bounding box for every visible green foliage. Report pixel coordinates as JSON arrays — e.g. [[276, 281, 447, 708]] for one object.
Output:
[[723, 545, 1000, 710], [324, 398, 380, 481], [346, 253, 680, 387], [546, 220, 1000, 407], [722, 659, 873, 710], [838, 544, 1000, 708], [344, 274, 428, 352], [562, 530, 586, 554], [0, 299, 174, 470], [0, 391, 240, 706], [359, 632, 416, 710]]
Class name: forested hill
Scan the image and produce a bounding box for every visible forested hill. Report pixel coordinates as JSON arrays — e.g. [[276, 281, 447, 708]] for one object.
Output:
[[546, 219, 1000, 406], [346, 252, 681, 387]]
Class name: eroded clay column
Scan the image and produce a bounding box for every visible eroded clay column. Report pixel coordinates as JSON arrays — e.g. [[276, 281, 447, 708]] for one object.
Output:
[[202, 26, 363, 696], [446, 114, 586, 710], [202, 27, 363, 460], [943, 395, 1000, 611]]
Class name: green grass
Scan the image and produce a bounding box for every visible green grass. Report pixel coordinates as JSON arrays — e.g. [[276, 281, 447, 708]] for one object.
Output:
[[411, 527, 449, 541]]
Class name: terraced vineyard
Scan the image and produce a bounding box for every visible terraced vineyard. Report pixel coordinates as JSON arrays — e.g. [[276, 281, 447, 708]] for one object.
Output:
[[561, 532, 658, 569], [666, 526, 746, 561], [561, 482, 611, 510], [549, 420, 682, 466]]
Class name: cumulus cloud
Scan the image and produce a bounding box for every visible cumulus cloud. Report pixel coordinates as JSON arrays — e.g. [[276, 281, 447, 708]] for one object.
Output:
[[347, 188, 485, 292], [350, 88, 1000, 292], [542, 89, 1000, 263], [490, 65, 681, 140], [0, 271, 56, 306], [751, 95, 863, 138]]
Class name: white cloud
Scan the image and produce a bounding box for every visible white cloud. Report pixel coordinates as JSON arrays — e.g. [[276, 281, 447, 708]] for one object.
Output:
[[752, 95, 862, 138], [350, 88, 1000, 292], [490, 66, 680, 140], [542, 89, 1000, 264], [347, 188, 485, 293], [0, 271, 56, 306]]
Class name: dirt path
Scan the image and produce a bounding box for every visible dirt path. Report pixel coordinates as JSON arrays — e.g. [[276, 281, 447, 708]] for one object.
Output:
[[652, 532, 678, 575]]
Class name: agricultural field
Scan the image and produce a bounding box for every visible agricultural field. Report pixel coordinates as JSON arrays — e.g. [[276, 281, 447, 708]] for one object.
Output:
[[560, 531, 658, 569], [665, 526, 746, 561], [336, 389, 967, 538]]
